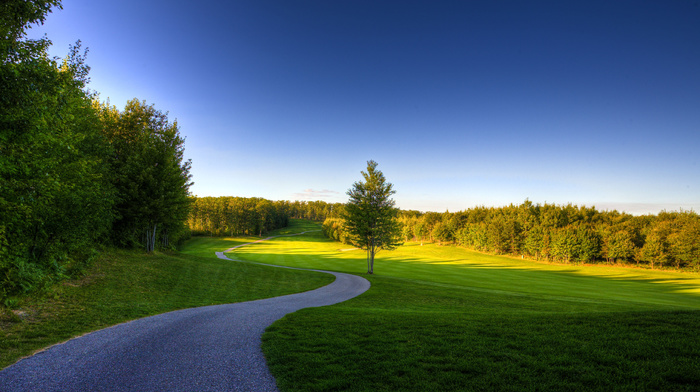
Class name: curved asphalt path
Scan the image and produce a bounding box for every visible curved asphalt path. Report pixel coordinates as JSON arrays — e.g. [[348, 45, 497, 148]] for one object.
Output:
[[0, 231, 370, 391]]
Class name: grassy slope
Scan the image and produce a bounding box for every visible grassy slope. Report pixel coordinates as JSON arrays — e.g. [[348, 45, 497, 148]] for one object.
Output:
[[225, 225, 700, 391], [0, 224, 333, 369]]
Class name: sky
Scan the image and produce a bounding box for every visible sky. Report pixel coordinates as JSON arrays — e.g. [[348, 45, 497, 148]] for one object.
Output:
[[27, 0, 700, 214]]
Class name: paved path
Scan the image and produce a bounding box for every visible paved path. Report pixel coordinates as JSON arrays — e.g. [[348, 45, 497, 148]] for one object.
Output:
[[0, 231, 370, 391]]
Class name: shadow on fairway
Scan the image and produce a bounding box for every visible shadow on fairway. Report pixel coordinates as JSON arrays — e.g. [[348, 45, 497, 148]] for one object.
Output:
[[227, 242, 700, 311]]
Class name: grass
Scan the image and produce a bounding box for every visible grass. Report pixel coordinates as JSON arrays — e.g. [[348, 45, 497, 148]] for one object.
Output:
[[0, 223, 333, 369], [4, 219, 699, 390], [222, 223, 700, 391]]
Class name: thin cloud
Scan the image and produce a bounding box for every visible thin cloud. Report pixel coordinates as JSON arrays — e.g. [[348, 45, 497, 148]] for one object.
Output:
[[292, 189, 342, 200]]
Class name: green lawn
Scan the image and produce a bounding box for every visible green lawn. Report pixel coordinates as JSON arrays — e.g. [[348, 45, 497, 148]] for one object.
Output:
[[4, 219, 699, 390], [0, 227, 332, 369], [225, 222, 700, 391]]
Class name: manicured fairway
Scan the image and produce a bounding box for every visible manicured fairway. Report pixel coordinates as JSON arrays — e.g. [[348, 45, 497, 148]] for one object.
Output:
[[227, 221, 700, 391], [231, 228, 700, 311]]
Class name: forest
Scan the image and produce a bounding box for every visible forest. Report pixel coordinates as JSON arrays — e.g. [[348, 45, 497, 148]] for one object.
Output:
[[323, 200, 700, 271], [0, 2, 192, 300], [187, 197, 341, 236]]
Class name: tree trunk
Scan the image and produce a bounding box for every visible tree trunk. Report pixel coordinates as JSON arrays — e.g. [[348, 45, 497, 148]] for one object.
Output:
[[366, 248, 371, 274], [145, 223, 157, 252]]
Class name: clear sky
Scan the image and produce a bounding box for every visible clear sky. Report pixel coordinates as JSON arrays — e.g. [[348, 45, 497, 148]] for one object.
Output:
[[28, 0, 700, 214]]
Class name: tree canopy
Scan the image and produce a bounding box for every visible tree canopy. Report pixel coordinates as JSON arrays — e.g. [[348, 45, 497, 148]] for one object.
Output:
[[98, 99, 193, 251], [1, 1, 194, 301], [1, 1, 114, 298], [342, 160, 402, 274], [0, 0, 62, 63]]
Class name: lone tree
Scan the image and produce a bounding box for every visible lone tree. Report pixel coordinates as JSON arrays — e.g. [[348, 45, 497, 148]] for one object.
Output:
[[343, 160, 402, 274]]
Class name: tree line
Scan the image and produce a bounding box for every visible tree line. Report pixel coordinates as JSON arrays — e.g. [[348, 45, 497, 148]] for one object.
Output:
[[187, 197, 343, 236], [1, 2, 192, 300], [188, 197, 288, 236], [325, 200, 700, 271], [288, 200, 344, 221]]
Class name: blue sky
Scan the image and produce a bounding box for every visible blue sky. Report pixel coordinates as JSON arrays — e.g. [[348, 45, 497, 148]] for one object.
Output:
[[29, 0, 700, 214]]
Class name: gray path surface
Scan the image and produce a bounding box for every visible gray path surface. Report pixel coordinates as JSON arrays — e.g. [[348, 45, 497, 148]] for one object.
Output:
[[0, 232, 370, 391]]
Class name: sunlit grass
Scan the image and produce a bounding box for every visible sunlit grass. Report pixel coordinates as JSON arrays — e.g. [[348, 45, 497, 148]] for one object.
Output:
[[224, 221, 700, 391], [229, 230, 700, 310]]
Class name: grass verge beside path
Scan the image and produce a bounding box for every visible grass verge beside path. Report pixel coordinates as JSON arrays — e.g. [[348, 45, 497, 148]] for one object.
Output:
[[224, 222, 700, 391], [264, 278, 700, 391], [1, 233, 333, 369]]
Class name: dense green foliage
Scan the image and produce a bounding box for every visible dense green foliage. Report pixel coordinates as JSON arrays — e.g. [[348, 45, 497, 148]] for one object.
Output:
[[187, 197, 343, 236], [0, 237, 333, 369], [98, 99, 192, 251], [1, 1, 193, 301], [321, 217, 350, 244], [188, 196, 290, 236], [288, 200, 343, 221], [342, 160, 402, 274], [326, 201, 700, 271], [223, 223, 700, 391], [0, 0, 61, 64], [1, 2, 112, 300]]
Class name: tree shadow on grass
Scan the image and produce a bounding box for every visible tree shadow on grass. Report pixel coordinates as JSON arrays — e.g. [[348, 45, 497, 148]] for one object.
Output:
[[227, 242, 700, 311]]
